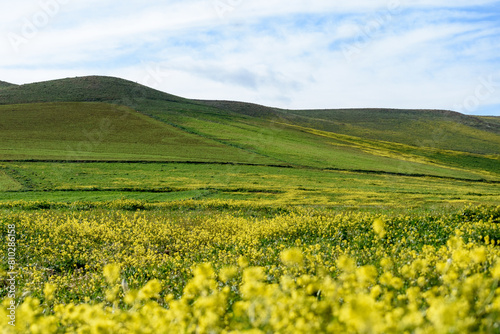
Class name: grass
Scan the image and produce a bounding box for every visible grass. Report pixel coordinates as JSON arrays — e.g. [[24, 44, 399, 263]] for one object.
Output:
[[0, 170, 21, 191], [2, 75, 499, 156], [0, 102, 275, 164], [1, 76, 500, 333], [200, 102, 500, 154], [0, 75, 498, 206], [145, 110, 500, 180], [0, 81, 16, 90], [0, 76, 184, 105], [1, 162, 499, 207]]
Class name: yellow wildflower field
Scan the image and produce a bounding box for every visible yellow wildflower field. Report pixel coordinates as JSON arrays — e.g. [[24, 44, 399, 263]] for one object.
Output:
[[1, 201, 500, 333]]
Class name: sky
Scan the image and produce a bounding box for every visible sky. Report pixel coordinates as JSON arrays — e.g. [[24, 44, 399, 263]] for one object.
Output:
[[0, 0, 499, 115]]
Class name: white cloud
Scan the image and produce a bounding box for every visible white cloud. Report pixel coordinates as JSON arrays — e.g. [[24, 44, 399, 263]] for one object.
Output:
[[0, 0, 499, 115]]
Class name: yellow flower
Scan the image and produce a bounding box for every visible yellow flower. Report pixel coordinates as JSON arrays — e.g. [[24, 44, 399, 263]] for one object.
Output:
[[380, 258, 393, 270], [105, 286, 120, 303], [103, 264, 121, 284], [356, 265, 377, 285], [492, 261, 500, 280], [138, 279, 162, 300], [219, 266, 238, 282], [242, 267, 266, 283], [43, 283, 57, 302], [337, 255, 356, 273], [238, 256, 249, 268], [471, 246, 487, 264], [372, 218, 386, 238], [124, 290, 138, 305], [370, 285, 382, 299], [280, 248, 304, 267], [339, 294, 382, 334]]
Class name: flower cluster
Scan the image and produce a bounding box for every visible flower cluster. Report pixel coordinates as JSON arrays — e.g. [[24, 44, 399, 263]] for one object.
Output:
[[0, 203, 499, 333]]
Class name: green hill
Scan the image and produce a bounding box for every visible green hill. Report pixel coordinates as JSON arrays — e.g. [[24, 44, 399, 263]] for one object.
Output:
[[0, 76, 184, 104], [0, 80, 17, 90], [1, 76, 499, 182], [199, 101, 500, 155], [0, 102, 273, 164]]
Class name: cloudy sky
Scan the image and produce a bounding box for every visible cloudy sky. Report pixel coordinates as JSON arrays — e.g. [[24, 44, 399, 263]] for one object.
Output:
[[1, 0, 499, 115]]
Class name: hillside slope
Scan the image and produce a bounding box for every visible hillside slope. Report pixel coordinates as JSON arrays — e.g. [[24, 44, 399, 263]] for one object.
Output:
[[2, 76, 499, 153], [0, 81, 17, 90], [0, 76, 499, 181], [2, 76, 498, 153], [0, 76, 184, 105], [0, 102, 277, 164], [200, 101, 500, 155]]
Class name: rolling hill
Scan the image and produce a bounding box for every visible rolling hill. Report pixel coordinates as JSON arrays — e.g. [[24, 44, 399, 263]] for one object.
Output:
[[0, 80, 16, 89], [0, 76, 184, 104], [198, 101, 500, 154], [0, 102, 273, 163], [0, 76, 499, 182]]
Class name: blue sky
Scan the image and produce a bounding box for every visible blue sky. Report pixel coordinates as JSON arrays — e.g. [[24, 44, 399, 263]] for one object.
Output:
[[1, 0, 499, 115]]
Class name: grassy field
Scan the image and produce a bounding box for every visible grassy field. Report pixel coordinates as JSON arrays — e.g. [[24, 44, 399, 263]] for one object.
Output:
[[198, 101, 500, 154], [154, 113, 500, 179], [0, 76, 184, 105], [2, 76, 499, 155], [0, 103, 275, 163], [1, 75, 497, 208], [0, 162, 499, 207], [1, 76, 500, 333]]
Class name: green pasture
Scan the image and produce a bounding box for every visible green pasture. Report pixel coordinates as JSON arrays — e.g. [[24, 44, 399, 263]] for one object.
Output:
[[0, 162, 498, 207], [0, 76, 499, 208], [0, 103, 272, 164]]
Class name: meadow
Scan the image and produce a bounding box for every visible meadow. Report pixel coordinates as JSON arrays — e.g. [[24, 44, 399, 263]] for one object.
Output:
[[1, 76, 500, 333], [1, 203, 500, 333], [1, 161, 500, 333], [1, 161, 500, 206], [0, 103, 268, 164]]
